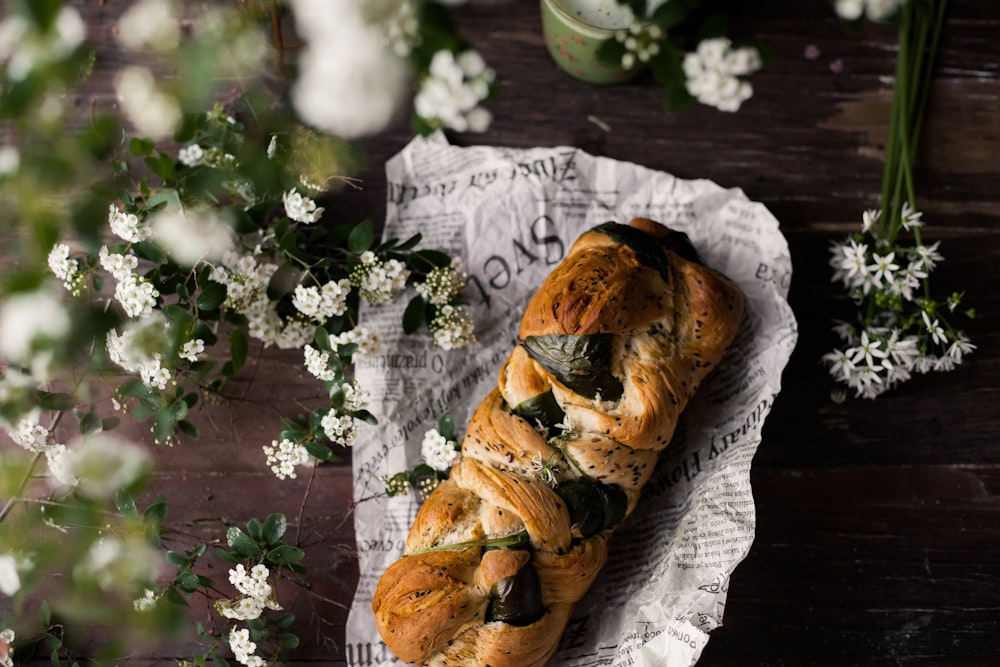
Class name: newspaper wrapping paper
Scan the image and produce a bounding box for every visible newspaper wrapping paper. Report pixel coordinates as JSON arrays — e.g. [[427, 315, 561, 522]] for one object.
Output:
[[345, 133, 798, 667]]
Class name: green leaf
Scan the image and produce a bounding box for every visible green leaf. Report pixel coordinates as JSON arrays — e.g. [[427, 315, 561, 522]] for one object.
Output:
[[276, 611, 296, 628], [266, 544, 305, 566], [115, 489, 138, 517], [596, 37, 627, 68], [144, 153, 176, 182], [402, 295, 426, 334], [79, 410, 102, 435], [351, 409, 378, 426], [314, 326, 331, 352], [165, 550, 189, 568], [177, 419, 199, 438], [651, 0, 693, 28], [214, 547, 238, 563], [226, 526, 260, 556], [304, 440, 335, 462], [437, 412, 455, 441], [521, 334, 623, 401], [102, 416, 121, 431], [512, 391, 565, 430], [41, 599, 52, 626], [154, 409, 175, 443], [246, 517, 263, 541], [229, 329, 248, 374], [177, 571, 201, 592], [348, 219, 376, 253], [144, 496, 168, 524], [37, 391, 76, 411], [169, 399, 188, 421], [262, 513, 287, 544], [197, 282, 228, 311], [396, 233, 422, 251], [133, 240, 170, 265], [129, 137, 155, 157], [278, 633, 300, 649]]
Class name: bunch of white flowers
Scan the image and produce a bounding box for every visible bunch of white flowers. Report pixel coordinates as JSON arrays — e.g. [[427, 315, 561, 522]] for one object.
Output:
[[292, 279, 351, 322], [283, 188, 324, 224], [682, 37, 762, 112], [47, 243, 84, 296], [108, 204, 151, 243], [414, 50, 494, 133], [414, 260, 468, 306], [0, 627, 13, 667], [429, 304, 476, 350], [824, 206, 974, 399], [835, 0, 906, 22], [321, 412, 358, 446], [263, 438, 313, 480], [421, 427, 459, 472], [350, 252, 410, 305], [229, 626, 267, 667]]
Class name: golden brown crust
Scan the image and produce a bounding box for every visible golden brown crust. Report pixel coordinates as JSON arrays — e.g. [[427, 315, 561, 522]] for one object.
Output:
[[373, 219, 744, 666]]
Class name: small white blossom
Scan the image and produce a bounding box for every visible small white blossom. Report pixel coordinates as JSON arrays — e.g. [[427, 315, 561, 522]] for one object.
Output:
[[115, 273, 160, 318], [900, 202, 924, 231], [331, 326, 380, 357], [114, 65, 181, 141], [229, 563, 272, 600], [321, 412, 357, 446], [47, 243, 85, 295], [350, 253, 410, 305], [861, 209, 880, 234], [341, 381, 368, 411], [414, 49, 494, 133], [68, 433, 151, 499], [180, 338, 205, 363], [303, 344, 336, 382], [415, 261, 468, 306], [263, 438, 312, 480], [283, 188, 324, 224], [133, 588, 158, 612], [217, 595, 265, 620], [0, 627, 14, 667], [292, 279, 350, 322], [429, 304, 475, 350], [178, 143, 205, 166], [0, 286, 71, 376], [0, 554, 20, 596], [0, 145, 19, 176], [8, 416, 50, 452], [421, 428, 458, 472], [116, 0, 180, 51], [921, 310, 947, 346], [151, 207, 235, 266], [45, 444, 77, 487], [868, 251, 899, 289], [229, 626, 266, 667], [683, 37, 761, 112]]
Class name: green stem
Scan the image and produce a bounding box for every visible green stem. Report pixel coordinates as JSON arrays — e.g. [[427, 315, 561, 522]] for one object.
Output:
[[406, 530, 530, 556]]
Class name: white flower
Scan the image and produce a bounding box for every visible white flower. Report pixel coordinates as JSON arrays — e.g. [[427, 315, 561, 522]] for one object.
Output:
[[217, 595, 265, 620], [846, 329, 887, 368], [180, 338, 205, 363], [116, 0, 180, 51], [133, 588, 158, 612], [282, 188, 324, 224], [683, 38, 761, 112], [415, 261, 468, 306], [0, 627, 14, 667], [8, 416, 50, 452], [75, 535, 161, 592], [0, 554, 20, 596], [861, 209, 880, 234], [0, 145, 19, 176], [263, 438, 312, 480], [45, 444, 77, 487], [47, 243, 85, 295], [106, 317, 175, 390], [921, 310, 947, 346], [290, 0, 409, 139], [114, 66, 182, 141], [178, 143, 205, 166], [414, 49, 494, 133], [321, 412, 358, 446], [421, 428, 458, 472], [229, 626, 266, 667], [331, 326, 380, 357], [822, 348, 856, 383], [68, 433, 151, 499], [151, 207, 235, 266], [868, 251, 899, 289], [0, 286, 71, 375], [350, 253, 410, 305], [303, 344, 335, 382], [99, 246, 140, 281], [913, 241, 943, 271], [115, 273, 160, 318], [429, 304, 475, 350], [900, 202, 924, 231], [341, 381, 368, 411], [293, 279, 350, 322], [0, 6, 86, 81], [229, 563, 272, 600], [946, 335, 975, 363], [834, 0, 865, 20]]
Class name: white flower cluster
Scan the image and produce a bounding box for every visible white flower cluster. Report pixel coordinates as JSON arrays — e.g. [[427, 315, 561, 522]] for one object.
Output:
[[178, 143, 205, 167], [825, 207, 975, 399], [614, 21, 663, 70], [207, 252, 314, 350], [530, 454, 561, 488], [351, 252, 410, 305], [107, 326, 172, 391], [114, 65, 181, 141], [304, 344, 335, 382], [835, 0, 905, 22], [5, 417, 77, 487], [116, 0, 180, 52], [0, 627, 14, 667], [108, 204, 151, 244], [99, 246, 160, 319], [682, 37, 762, 112], [414, 50, 494, 133], [47, 243, 85, 295], [421, 428, 458, 472], [150, 207, 235, 266], [229, 626, 267, 667], [429, 304, 475, 350], [133, 588, 158, 612], [290, 0, 409, 139], [331, 326, 381, 358], [386, 0, 420, 56], [292, 279, 351, 323], [0, 5, 86, 81], [321, 412, 358, 446], [180, 338, 205, 363], [414, 260, 468, 306], [0, 554, 21, 597], [340, 380, 369, 411], [283, 188, 324, 224], [263, 438, 312, 480]]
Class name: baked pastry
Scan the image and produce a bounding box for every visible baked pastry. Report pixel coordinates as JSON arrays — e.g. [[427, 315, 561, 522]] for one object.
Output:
[[372, 218, 743, 666]]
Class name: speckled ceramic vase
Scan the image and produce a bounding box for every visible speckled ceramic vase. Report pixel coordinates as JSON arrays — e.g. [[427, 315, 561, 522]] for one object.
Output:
[[540, 0, 642, 84]]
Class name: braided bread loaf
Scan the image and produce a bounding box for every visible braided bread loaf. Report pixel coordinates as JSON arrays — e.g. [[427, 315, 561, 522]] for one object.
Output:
[[373, 218, 744, 666]]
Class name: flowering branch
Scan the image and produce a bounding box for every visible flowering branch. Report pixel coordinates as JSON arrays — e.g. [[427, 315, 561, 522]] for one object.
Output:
[[824, 0, 974, 400]]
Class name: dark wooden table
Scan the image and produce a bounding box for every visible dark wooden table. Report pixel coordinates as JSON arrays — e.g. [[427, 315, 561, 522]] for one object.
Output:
[[31, 1, 1000, 665]]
